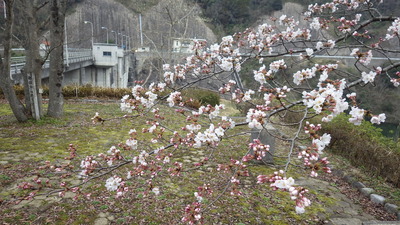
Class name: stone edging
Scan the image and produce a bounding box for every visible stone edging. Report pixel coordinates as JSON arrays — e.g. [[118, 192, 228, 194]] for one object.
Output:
[[331, 169, 400, 221]]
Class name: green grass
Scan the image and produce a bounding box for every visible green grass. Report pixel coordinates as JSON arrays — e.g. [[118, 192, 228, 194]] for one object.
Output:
[[0, 100, 362, 224], [0, 102, 135, 161]]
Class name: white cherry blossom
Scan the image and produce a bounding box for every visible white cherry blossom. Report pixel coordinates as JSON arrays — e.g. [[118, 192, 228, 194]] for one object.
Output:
[[105, 176, 122, 191]]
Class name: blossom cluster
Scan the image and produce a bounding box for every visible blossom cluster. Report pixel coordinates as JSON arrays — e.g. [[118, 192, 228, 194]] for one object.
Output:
[[300, 122, 332, 177], [105, 176, 122, 191], [349, 106, 365, 125], [306, 0, 379, 16], [293, 63, 332, 85], [269, 59, 287, 72], [257, 171, 310, 214], [194, 183, 213, 203], [390, 72, 400, 87], [193, 124, 225, 148], [181, 202, 202, 225], [79, 156, 99, 177], [166, 91, 182, 107], [217, 159, 248, 176], [300, 65, 351, 121], [163, 62, 189, 84], [361, 71, 377, 84], [293, 67, 317, 85], [246, 109, 267, 129], [370, 113, 386, 125], [350, 48, 373, 66], [198, 104, 225, 119], [385, 18, 400, 40], [219, 80, 237, 94], [337, 14, 362, 33], [391, 78, 400, 87], [98, 145, 123, 166], [315, 40, 335, 50], [254, 64, 271, 84], [120, 83, 166, 113], [243, 139, 270, 161], [254, 60, 287, 84]]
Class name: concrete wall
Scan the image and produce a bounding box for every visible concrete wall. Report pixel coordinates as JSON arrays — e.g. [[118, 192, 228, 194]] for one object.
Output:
[[93, 44, 120, 67], [60, 44, 134, 88]]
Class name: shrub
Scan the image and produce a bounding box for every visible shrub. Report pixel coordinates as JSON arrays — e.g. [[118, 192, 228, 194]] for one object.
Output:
[[321, 114, 400, 187], [61, 85, 80, 97], [60, 84, 124, 98], [181, 88, 220, 109], [0, 86, 221, 111], [77, 84, 94, 97], [0, 85, 25, 99], [59, 85, 130, 99]]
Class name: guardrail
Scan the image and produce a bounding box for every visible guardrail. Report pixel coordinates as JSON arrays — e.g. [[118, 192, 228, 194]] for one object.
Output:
[[11, 56, 26, 64], [65, 48, 93, 65], [9, 48, 93, 76]]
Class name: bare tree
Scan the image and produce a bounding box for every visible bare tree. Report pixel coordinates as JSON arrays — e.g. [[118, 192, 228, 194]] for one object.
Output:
[[47, 0, 66, 118], [15, 0, 49, 118], [0, 0, 29, 122], [1, 0, 66, 121]]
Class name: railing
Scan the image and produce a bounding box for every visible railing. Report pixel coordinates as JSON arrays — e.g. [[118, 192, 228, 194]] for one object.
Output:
[[9, 48, 93, 76], [11, 56, 26, 64], [64, 48, 93, 65], [10, 63, 25, 76]]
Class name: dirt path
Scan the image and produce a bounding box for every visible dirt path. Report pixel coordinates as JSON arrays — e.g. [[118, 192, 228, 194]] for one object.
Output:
[[296, 173, 400, 225], [297, 176, 375, 225]]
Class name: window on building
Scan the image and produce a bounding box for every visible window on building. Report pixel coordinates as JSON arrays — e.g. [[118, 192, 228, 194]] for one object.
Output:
[[103, 51, 112, 56]]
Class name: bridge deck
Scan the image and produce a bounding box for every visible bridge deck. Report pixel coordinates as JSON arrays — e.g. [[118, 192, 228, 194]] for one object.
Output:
[[9, 48, 93, 76]]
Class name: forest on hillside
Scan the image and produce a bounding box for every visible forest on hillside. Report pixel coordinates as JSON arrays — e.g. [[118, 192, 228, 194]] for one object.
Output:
[[3, 0, 400, 43], [196, 0, 400, 34]]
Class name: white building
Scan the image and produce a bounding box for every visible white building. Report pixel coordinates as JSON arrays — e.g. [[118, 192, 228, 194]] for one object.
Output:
[[136, 46, 150, 52], [172, 38, 206, 54], [91, 43, 129, 88], [93, 43, 123, 66]]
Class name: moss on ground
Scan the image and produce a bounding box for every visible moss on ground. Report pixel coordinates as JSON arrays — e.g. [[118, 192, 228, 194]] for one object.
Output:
[[0, 101, 341, 224]]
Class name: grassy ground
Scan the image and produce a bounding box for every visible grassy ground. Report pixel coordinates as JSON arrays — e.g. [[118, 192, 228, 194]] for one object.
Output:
[[0, 100, 332, 224], [0, 99, 398, 224]]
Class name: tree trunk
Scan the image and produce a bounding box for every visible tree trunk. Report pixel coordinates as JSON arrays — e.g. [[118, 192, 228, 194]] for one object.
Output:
[[47, 0, 66, 118], [0, 0, 29, 122], [16, 0, 47, 119]]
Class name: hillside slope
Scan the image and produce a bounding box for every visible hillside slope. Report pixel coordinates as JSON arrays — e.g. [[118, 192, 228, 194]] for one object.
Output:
[[66, 0, 216, 49]]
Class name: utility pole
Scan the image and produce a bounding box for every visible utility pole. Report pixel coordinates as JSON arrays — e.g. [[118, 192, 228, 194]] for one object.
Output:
[[3, 0, 6, 19], [126, 35, 130, 50], [101, 26, 109, 43], [118, 32, 122, 48], [84, 20, 94, 49], [65, 18, 69, 67], [111, 30, 118, 46], [119, 33, 124, 49], [139, 14, 143, 46]]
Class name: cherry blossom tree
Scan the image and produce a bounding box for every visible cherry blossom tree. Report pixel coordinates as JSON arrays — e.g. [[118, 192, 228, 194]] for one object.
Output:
[[17, 0, 400, 223]]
